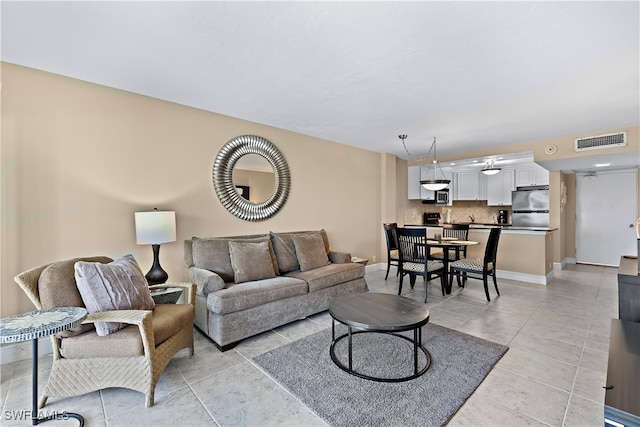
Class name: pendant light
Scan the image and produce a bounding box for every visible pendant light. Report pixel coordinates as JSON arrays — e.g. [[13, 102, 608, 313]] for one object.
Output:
[[482, 160, 501, 175], [420, 137, 450, 191]]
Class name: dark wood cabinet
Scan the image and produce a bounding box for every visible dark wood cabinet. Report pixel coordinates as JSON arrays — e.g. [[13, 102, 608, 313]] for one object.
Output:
[[604, 319, 640, 426], [618, 256, 640, 323]]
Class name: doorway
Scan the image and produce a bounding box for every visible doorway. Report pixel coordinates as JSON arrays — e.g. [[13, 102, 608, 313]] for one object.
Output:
[[576, 169, 638, 266]]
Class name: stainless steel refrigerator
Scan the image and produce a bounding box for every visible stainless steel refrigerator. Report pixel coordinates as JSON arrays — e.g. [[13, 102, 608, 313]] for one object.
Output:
[[511, 185, 550, 227]]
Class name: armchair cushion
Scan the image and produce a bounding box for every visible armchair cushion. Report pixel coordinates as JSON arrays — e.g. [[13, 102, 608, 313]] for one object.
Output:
[[228, 241, 277, 283], [60, 304, 194, 359], [74, 254, 155, 336]]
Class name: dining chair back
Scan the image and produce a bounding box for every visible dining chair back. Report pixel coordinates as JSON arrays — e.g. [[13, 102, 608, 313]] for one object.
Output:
[[383, 223, 400, 280], [431, 223, 470, 260], [448, 227, 502, 301], [396, 227, 446, 302]]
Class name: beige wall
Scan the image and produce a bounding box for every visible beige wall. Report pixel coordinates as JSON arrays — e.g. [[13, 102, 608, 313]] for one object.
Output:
[[1, 63, 382, 317]]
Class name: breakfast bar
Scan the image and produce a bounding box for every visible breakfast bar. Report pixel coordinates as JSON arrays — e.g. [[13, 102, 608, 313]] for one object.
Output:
[[405, 224, 557, 284]]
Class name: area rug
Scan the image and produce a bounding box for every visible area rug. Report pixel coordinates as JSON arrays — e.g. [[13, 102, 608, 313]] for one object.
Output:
[[253, 323, 508, 427]]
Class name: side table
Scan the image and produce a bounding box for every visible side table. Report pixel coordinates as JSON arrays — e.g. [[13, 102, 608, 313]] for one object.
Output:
[[149, 286, 184, 304], [0, 307, 87, 426]]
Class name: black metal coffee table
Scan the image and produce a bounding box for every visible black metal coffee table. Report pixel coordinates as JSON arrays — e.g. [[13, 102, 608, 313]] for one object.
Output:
[[329, 293, 431, 382]]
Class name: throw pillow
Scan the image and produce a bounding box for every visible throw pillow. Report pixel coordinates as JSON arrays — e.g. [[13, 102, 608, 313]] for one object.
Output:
[[74, 254, 155, 337], [292, 233, 330, 272], [228, 241, 278, 283], [38, 256, 113, 338], [269, 232, 300, 274]]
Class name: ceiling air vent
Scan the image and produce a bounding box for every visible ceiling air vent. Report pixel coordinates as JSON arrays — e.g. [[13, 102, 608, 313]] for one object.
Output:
[[575, 132, 626, 152]]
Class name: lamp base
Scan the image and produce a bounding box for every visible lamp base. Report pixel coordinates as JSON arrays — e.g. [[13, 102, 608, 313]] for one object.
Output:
[[145, 244, 168, 285]]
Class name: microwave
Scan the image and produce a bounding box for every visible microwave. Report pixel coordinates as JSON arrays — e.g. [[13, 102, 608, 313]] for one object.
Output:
[[422, 189, 449, 205]]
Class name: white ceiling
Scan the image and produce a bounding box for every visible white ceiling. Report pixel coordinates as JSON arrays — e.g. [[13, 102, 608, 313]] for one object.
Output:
[[2, 1, 639, 166]]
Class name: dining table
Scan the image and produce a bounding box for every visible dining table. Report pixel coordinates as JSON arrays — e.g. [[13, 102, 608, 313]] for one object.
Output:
[[419, 238, 479, 294]]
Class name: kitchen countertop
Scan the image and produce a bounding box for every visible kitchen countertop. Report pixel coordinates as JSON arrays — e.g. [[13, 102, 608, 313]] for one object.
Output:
[[405, 223, 558, 233]]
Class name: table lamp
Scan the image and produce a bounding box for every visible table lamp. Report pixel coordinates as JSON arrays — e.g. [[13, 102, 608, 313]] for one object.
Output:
[[134, 209, 176, 285]]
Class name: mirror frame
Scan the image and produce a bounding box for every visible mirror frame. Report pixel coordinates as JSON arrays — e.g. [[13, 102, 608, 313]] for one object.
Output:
[[213, 135, 290, 221]]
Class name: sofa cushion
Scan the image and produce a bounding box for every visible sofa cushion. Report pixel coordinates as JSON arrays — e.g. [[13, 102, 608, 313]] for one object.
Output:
[[59, 303, 194, 359], [285, 262, 365, 292], [206, 276, 308, 315], [229, 241, 277, 283], [292, 233, 330, 272], [74, 254, 155, 336], [192, 235, 277, 282], [38, 256, 113, 338], [270, 230, 330, 274]]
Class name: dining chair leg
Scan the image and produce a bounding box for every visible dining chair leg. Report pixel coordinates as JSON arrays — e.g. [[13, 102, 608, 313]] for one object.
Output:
[[409, 274, 416, 289], [439, 271, 446, 296], [385, 262, 391, 280], [398, 274, 404, 295], [482, 275, 491, 301], [424, 274, 429, 303], [493, 273, 500, 296]]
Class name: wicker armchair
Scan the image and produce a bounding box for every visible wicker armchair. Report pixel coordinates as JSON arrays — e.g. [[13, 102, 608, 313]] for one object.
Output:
[[14, 256, 196, 408]]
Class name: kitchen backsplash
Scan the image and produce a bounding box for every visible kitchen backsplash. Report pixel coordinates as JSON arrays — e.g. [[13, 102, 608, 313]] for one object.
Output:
[[404, 201, 512, 225]]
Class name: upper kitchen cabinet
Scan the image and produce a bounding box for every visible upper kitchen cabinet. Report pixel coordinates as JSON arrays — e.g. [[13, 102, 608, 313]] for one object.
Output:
[[486, 168, 515, 206], [455, 171, 486, 201], [408, 165, 421, 200], [515, 163, 549, 187]]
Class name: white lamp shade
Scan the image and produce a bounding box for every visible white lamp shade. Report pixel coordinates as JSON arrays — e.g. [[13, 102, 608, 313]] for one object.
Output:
[[135, 211, 176, 245]]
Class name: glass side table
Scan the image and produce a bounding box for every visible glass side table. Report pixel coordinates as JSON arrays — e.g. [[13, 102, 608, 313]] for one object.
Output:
[[0, 307, 87, 426], [149, 287, 183, 304]]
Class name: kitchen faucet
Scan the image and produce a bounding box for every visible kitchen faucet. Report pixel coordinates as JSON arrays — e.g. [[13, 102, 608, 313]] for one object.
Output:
[[468, 214, 475, 223]]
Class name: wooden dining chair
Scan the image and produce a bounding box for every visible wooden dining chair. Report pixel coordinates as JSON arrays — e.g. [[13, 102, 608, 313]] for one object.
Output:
[[430, 223, 470, 260], [383, 223, 400, 280], [396, 227, 446, 302], [448, 227, 502, 301]]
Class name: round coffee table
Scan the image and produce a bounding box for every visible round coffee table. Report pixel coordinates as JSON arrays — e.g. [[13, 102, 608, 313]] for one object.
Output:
[[329, 293, 431, 382]]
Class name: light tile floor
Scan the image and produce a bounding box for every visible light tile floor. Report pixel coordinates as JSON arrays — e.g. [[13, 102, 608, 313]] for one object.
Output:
[[1, 263, 616, 426]]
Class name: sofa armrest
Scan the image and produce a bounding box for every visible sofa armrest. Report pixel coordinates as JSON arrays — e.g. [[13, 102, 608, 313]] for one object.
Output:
[[185, 266, 226, 296], [329, 251, 352, 264]]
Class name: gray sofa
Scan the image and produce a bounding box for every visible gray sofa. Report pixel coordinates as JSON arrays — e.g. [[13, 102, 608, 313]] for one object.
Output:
[[184, 229, 368, 351]]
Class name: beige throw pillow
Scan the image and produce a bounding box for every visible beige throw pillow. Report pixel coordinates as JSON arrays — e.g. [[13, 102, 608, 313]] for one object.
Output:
[[228, 241, 277, 283], [292, 233, 330, 272], [74, 254, 155, 336]]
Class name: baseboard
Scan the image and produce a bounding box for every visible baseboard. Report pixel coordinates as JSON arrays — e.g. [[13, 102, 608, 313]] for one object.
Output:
[[365, 262, 385, 273], [496, 269, 552, 285], [0, 338, 53, 365], [553, 257, 576, 270]]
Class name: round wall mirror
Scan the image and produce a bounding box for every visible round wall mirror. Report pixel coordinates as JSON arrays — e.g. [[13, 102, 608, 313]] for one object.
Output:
[[232, 154, 276, 204], [213, 135, 290, 221]]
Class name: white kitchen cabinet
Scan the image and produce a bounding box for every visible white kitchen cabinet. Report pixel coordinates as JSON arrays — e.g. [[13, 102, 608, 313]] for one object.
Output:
[[515, 164, 549, 187], [455, 171, 486, 200], [408, 165, 422, 200], [486, 168, 515, 206]]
